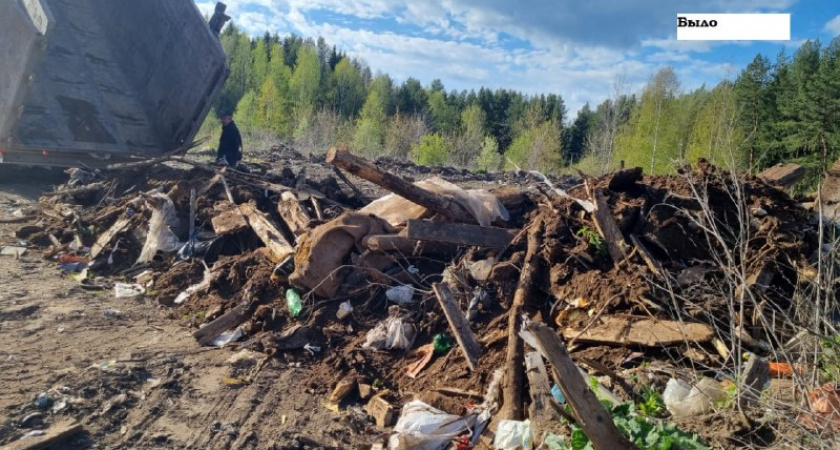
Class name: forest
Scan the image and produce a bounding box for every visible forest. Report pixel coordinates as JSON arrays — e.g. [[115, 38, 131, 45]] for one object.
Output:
[[200, 24, 840, 182]]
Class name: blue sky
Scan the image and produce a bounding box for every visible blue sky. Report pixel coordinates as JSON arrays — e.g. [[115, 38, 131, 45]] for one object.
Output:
[[196, 0, 840, 116]]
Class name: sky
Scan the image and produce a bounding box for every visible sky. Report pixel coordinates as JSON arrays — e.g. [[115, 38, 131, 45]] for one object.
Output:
[[196, 0, 840, 117]]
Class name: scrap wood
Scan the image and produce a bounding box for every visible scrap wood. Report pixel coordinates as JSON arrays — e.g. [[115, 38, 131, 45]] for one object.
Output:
[[326, 147, 476, 224], [739, 353, 770, 408], [193, 304, 252, 346], [211, 204, 248, 235], [362, 234, 456, 255], [562, 315, 715, 346], [406, 343, 435, 378], [238, 202, 294, 263], [525, 351, 562, 443], [406, 220, 515, 248], [332, 165, 369, 202], [430, 387, 483, 400], [501, 216, 544, 421], [591, 188, 627, 263], [45, 182, 107, 197], [90, 216, 133, 259], [5, 420, 83, 450], [758, 163, 805, 188], [432, 283, 481, 371], [628, 234, 664, 279], [607, 167, 643, 192], [526, 321, 635, 450], [277, 194, 311, 238]]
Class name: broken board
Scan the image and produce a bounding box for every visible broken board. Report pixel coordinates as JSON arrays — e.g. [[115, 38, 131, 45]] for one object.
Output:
[[563, 315, 714, 346], [406, 220, 514, 248], [211, 204, 248, 235]]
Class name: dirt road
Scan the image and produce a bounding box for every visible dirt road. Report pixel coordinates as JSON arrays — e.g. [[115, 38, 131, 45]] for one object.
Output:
[[0, 178, 368, 449]]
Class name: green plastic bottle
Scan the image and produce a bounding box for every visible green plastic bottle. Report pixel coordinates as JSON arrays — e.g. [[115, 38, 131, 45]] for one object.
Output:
[[286, 288, 302, 317], [433, 333, 454, 354]]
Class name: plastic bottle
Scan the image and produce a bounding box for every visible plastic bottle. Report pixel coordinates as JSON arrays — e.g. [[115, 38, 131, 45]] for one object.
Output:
[[286, 288, 302, 317], [433, 333, 454, 353]]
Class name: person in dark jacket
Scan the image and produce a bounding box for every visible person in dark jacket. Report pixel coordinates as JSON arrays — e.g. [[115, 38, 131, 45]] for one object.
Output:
[[216, 110, 243, 167]]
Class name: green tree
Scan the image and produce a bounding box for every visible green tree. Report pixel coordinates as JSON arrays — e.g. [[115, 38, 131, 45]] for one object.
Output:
[[476, 136, 502, 172], [450, 104, 486, 167], [411, 133, 449, 166], [328, 58, 365, 118], [289, 43, 322, 110], [734, 55, 772, 171], [353, 88, 387, 156]]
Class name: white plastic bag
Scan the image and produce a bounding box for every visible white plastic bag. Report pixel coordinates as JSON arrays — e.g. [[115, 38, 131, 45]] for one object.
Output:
[[114, 283, 145, 298], [493, 419, 532, 450], [386, 286, 415, 305], [388, 400, 476, 450], [137, 193, 181, 263], [363, 316, 417, 350], [663, 377, 726, 417]]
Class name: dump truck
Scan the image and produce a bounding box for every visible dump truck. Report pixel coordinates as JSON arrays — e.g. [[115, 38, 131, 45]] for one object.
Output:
[[0, 0, 229, 167]]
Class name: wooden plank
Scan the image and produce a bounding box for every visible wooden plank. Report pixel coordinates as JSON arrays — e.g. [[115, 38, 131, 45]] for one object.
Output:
[[327, 147, 476, 224], [5, 421, 83, 450], [501, 216, 544, 421], [406, 220, 514, 248], [562, 315, 715, 346], [362, 235, 456, 255], [525, 352, 561, 443], [628, 234, 664, 279], [739, 353, 770, 408], [277, 197, 311, 239], [592, 188, 627, 263], [238, 202, 294, 263], [193, 304, 252, 346], [432, 283, 481, 371], [211, 205, 248, 235], [758, 163, 805, 188], [526, 322, 634, 450], [90, 216, 132, 259]]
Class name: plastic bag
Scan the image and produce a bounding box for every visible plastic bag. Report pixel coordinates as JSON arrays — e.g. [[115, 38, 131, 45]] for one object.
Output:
[[363, 315, 417, 350], [137, 193, 181, 263], [386, 285, 415, 305], [663, 377, 727, 417], [361, 178, 509, 227], [493, 420, 532, 450], [388, 400, 476, 450], [114, 283, 145, 298]]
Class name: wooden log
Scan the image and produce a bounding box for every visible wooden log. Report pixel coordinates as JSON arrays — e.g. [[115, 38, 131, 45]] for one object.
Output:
[[193, 304, 252, 346], [406, 220, 514, 248], [432, 283, 481, 371], [525, 352, 562, 444], [592, 188, 627, 263], [628, 234, 664, 279], [361, 234, 456, 255], [500, 217, 544, 421], [238, 202, 294, 263], [326, 147, 476, 224], [277, 196, 311, 238], [526, 322, 634, 450], [332, 166, 370, 202], [45, 182, 107, 197], [758, 163, 805, 188], [90, 216, 132, 259], [562, 315, 715, 346], [6, 421, 83, 450]]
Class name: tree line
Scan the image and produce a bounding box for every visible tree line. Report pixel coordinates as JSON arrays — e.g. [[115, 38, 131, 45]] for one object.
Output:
[[204, 24, 840, 181]]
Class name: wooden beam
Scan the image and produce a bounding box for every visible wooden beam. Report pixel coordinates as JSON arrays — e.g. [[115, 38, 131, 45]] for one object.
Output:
[[739, 353, 770, 408], [277, 197, 311, 239], [406, 220, 514, 248], [326, 147, 476, 224], [211, 204, 248, 235], [238, 202, 294, 263], [592, 188, 627, 263], [432, 283, 481, 371], [758, 163, 805, 188], [526, 322, 634, 450], [628, 234, 664, 279], [525, 352, 562, 443], [6, 421, 83, 450], [361, 234, 456, 255], [501, 217, 544, 421], [563, 315, 715, 346], [193, 304, 252, 346], [90, 216, 132, 259]]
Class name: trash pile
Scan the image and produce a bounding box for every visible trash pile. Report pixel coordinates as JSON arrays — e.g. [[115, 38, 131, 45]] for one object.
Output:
[[14, 147, 837, 449]]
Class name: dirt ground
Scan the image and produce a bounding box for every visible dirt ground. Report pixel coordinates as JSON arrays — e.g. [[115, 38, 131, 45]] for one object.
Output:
[[0, 175, 372, 450]]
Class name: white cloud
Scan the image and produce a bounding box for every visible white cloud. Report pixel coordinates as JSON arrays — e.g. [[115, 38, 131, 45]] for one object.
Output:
[[826, 15, 840, 36]]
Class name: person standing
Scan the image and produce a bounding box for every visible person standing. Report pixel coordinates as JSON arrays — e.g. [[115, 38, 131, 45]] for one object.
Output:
[[217, 110, 243, 167]]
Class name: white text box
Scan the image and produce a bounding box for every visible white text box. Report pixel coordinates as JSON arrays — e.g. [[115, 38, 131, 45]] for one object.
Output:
[[677, 14, 790, 41]]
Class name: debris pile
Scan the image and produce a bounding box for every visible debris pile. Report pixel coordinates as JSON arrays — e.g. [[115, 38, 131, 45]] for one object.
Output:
[[11, 147, 836, 449]]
